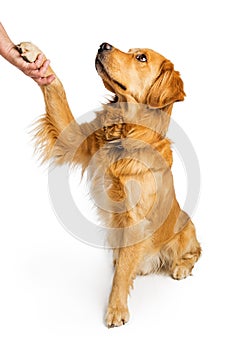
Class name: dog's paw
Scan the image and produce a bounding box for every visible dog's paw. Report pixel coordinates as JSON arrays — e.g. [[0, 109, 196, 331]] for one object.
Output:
[[105, 305, 130, 328], [16, 42, 42, 63], [171, 265, 192, 280]]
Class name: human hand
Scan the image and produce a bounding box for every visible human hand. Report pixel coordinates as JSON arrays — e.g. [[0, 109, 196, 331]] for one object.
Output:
[[0, 22, 54, 85], [9, 45, 55, 85], [21, 52, 55, 85]]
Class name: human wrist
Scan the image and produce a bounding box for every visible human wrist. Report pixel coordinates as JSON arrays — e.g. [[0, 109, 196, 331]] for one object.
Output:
[[0, 23, 16, 61], [1, 41, 14, 58], [2, 44, 21, 68]]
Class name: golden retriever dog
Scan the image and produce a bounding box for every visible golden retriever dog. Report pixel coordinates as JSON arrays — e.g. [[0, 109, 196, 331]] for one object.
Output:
[[17, 41, 201, 327]]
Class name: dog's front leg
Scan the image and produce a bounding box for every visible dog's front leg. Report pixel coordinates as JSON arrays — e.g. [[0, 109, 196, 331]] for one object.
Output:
[[16, 42, 99, 168], [106, 242, 146, 328]]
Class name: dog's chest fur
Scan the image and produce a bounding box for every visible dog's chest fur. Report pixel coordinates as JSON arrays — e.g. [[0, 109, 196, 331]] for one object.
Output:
[[86, 103, 175, 233]]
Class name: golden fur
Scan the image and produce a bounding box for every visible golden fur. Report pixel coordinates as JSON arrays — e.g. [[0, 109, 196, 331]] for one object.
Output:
[[17, 42, 201, 327]]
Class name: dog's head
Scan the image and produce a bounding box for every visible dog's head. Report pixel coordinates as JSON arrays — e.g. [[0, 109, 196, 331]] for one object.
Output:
[[95, 43, 185, 110]]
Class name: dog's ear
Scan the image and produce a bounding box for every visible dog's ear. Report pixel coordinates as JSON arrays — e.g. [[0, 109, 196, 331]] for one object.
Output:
[[146, 60, 185, 109]]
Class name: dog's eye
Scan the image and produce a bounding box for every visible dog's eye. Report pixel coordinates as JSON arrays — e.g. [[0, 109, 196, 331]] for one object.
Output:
[[136, 54, 147, 62]]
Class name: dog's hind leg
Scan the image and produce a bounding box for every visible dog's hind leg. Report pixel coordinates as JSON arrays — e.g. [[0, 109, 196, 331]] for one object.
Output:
[[165, 218, 201, 280]]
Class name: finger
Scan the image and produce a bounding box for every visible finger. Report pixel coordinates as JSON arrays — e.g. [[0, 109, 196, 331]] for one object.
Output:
[[39, 60, 50, 76], [24, 68, 41, 78], [24, 62, 49, 78], [25, 59, 51, 78], [46, 74, 55, 84], [20, 60, 38, 71], [33, 74, 55, 86], [34, 53, 44, 69]]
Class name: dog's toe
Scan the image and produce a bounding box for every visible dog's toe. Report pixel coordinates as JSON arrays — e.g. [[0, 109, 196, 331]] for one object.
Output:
[[105, 306, 129, 328], [171, 265, 192, 280]]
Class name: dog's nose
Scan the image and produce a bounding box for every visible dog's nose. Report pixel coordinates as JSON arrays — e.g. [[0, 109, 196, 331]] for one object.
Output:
[[98, 42, 113, 53]]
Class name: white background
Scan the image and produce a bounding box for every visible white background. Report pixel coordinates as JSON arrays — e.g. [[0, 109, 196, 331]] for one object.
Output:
[[1, 0, 250, 349]]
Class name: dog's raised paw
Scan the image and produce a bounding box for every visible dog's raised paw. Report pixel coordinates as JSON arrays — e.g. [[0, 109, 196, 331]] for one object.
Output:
[[105, 305, 129, 328], [16, 42, 42, 63]]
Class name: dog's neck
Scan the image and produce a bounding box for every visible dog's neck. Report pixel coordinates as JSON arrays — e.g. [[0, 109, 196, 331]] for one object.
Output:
[[97, 102, 171, 144]]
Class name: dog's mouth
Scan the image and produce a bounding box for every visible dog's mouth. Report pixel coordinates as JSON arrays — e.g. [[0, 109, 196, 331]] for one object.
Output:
[[95, 57, 127, 91]]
